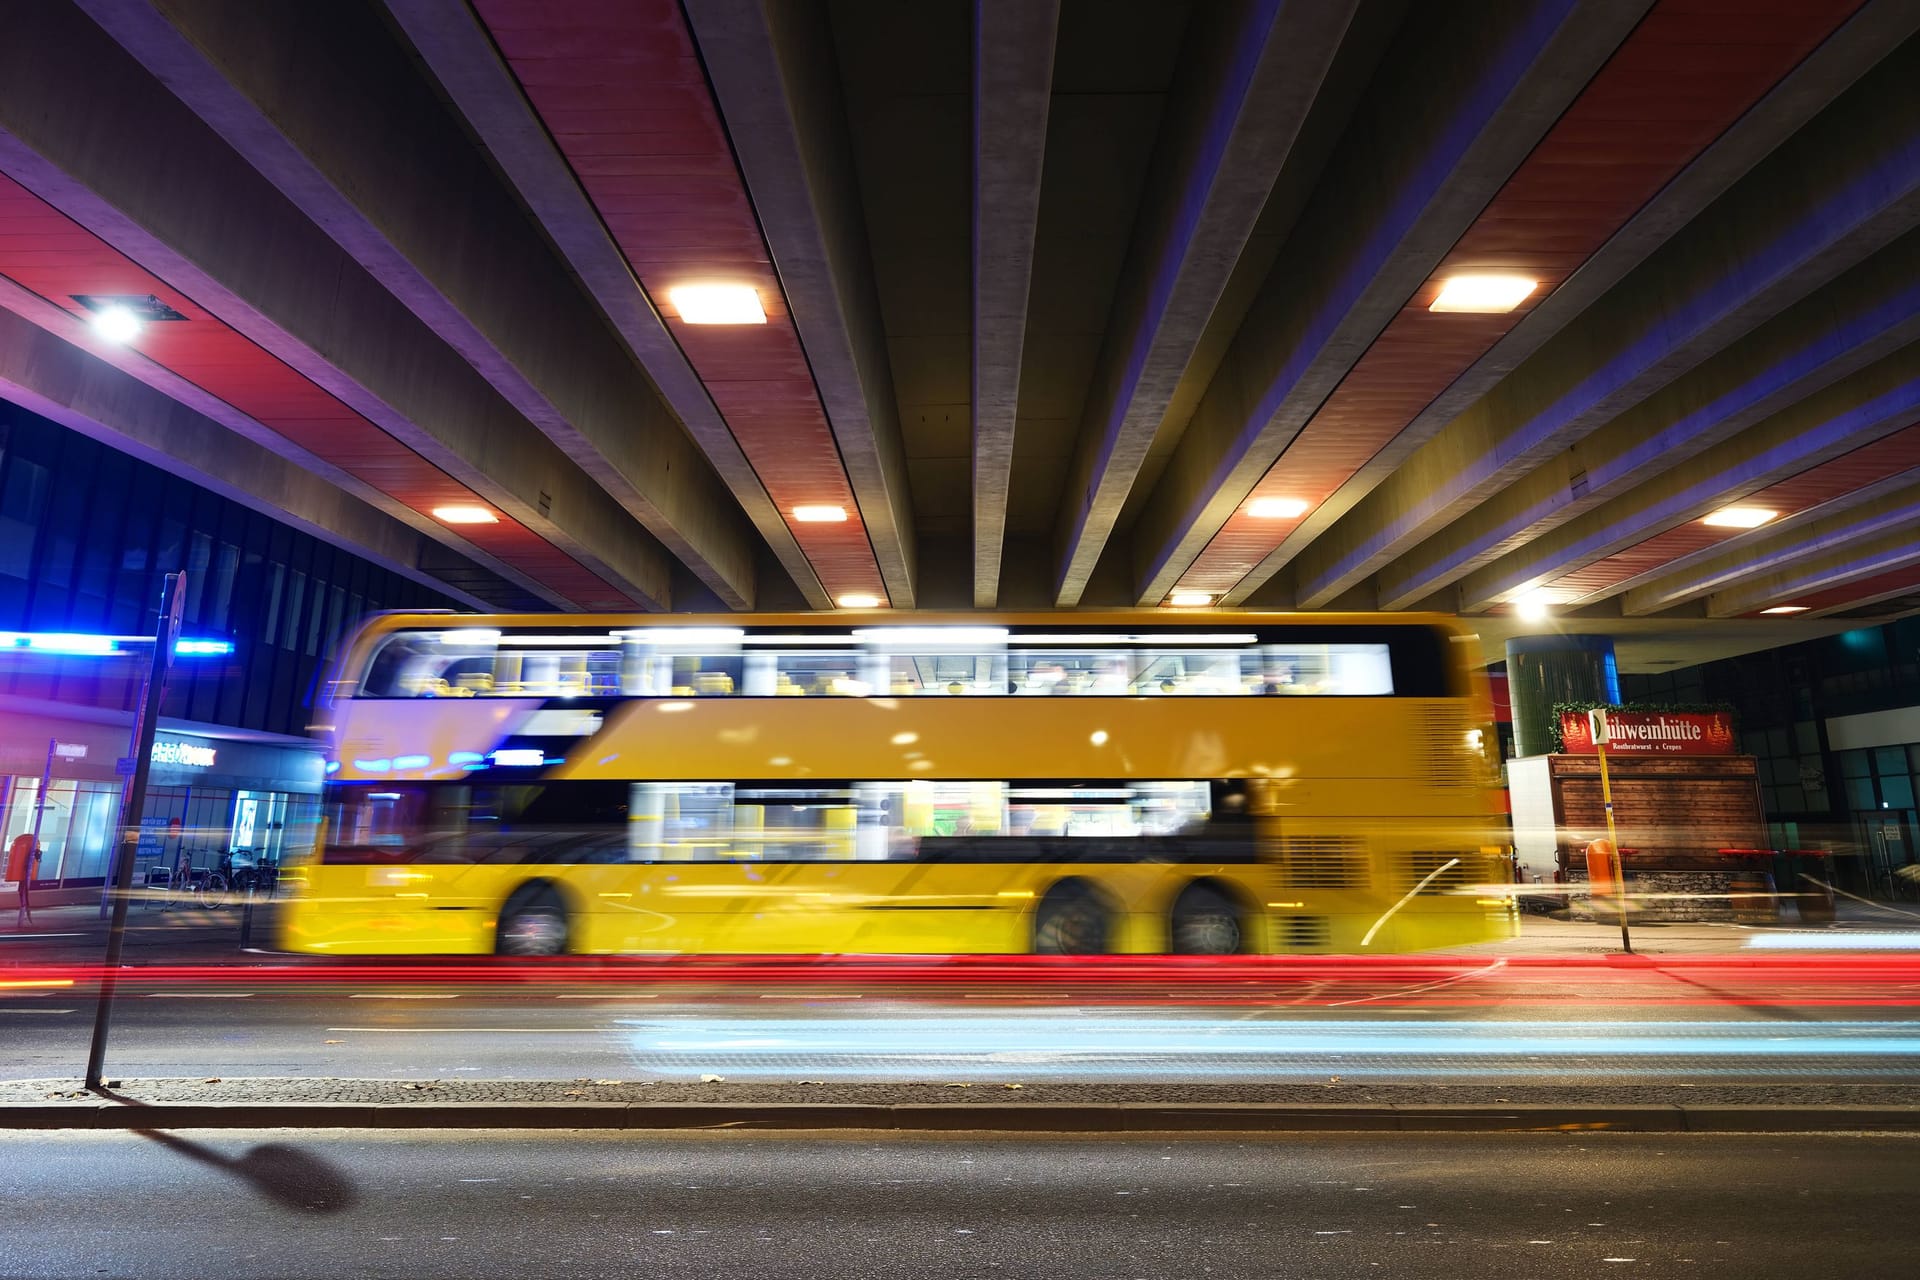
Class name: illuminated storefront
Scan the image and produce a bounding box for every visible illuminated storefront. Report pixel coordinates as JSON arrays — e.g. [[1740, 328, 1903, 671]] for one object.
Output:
[[0, 701, 323, 901]]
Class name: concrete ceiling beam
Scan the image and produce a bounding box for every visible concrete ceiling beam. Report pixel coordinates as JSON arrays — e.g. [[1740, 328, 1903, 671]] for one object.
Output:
[[1129, 0, 1646, 608], [1593, 464, 1920, 615], [1224, 0, 1917, 608], [0, 305, 510, 611], [84, 0, 762, 611], [1460, 341, 1920, 611], [1440, 240, 1920, 610], [1042, 0, 1356, 607], [1623, 484, 1920, 617], [1802, 576, 1920, 620], [384, 0, 829, 611], [1297, 35, 1920, 611], [0, 2, 672, 609], [1704, 500, 1920, 618], [685, 0, 920, 608], [970, 0, 1059, 609]]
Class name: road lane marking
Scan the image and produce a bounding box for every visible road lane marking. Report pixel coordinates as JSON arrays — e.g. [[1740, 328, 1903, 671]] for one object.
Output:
[[557, 994, 658, 999], [348, 993, 459, 1000], [0, 1008, 77, 1014], [147, 992, 255, 998], [0, 933, 88, 941], [759, 993, 861, 1000]]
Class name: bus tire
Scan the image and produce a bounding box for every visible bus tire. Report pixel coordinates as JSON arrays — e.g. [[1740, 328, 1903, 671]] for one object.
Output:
[[1033, 883, 1111, 955], [497, 887, 570, 957], [1170, 883, 1244, 955]]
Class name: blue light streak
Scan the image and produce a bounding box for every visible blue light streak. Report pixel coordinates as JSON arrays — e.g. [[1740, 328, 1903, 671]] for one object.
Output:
[[0, 631, 234, 656], [614, 1016, 1920, 1081], [1748, 933, 1920, 950]]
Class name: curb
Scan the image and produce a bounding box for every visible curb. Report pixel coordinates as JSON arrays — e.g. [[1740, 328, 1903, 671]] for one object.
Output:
[[2, 1102, 1918, 1133]]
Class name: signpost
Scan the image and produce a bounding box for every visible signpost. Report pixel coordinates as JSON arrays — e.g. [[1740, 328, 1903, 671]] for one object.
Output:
[[1588, 708, 1632, 955], [86, 571, 185, 1090]]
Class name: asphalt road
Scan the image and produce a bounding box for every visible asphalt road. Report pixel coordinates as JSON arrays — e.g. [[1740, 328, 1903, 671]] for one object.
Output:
[[8, 906, 1920, 1085], [1, 1131, 1915, 1279], [7, 952, 1920, 1085], [7, 993, 1920, 1087]]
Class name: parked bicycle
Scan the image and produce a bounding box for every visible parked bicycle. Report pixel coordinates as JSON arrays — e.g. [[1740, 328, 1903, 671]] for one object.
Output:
[[221, 855, 278, 899], [150, 862, 233, 910]]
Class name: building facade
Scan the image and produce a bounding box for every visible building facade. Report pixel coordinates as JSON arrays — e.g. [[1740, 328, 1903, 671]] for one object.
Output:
[[1622, 618, 1920, 899], [0, 401, 460, 903]]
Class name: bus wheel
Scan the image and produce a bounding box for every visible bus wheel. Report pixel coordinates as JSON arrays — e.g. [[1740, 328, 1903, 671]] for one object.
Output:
[[1034, 885, 1110, 955], [497, 890, 569, 957], [1171, 885, 1243, 955]]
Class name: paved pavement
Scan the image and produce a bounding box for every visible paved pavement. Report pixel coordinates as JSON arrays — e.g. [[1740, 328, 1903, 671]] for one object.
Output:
[[1, 1130, 1915, 1279]]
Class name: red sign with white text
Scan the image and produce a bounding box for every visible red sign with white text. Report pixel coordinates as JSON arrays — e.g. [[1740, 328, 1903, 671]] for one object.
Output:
[[1558, 710, 1736, 755]]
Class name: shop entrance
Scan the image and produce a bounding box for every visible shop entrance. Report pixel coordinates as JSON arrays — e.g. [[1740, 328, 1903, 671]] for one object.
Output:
[[1858, 811, 1920, 901]]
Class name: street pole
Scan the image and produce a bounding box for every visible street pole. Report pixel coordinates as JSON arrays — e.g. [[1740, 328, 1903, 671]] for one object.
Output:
[[1590, 709, 1632, 955], [17, 738, 55, 924], [86, 571, 185, 1090]]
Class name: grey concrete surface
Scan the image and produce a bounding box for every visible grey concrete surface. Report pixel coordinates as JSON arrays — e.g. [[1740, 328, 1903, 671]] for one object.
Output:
[[1, 1130, 1917, 1279]]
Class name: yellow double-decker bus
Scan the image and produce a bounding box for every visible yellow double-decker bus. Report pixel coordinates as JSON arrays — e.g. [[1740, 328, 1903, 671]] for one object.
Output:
[[280, 612, 1514, 957]]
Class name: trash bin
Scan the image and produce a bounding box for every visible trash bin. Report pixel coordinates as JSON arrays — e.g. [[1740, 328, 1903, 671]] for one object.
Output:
[[1720, 849, 1779, 924], [1783, 850, 1835, 924]]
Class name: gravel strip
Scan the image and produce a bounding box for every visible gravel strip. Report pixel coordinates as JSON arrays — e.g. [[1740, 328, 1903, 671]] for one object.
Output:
[[7, 1077, 1920, 1108]]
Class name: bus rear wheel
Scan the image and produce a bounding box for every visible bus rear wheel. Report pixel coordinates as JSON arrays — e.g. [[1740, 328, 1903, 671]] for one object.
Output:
[[497, 890, 569, 957], [1033, 886, 1111, 955], [1171, 885, 1243, 955]]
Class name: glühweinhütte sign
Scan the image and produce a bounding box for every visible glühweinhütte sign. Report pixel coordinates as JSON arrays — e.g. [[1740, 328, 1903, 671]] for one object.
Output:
[[1558, 710, 1735, 755]]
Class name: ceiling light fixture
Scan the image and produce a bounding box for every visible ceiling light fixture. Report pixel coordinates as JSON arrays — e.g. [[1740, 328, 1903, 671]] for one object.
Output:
[[835, 593, 883, 609], [90, 304, 143, 344], [791, 504, 848, 523], [72, 293, 187, 343], [1702, 506, 1778, 529], [668, 283, 766, 325], [1513, 588, 1558, 623], [1760, 605, 1810, 615], [1430, 275, 1539, 314], [1167, 591, 1213, 608], [1246, 497, 1310, 519], [431, 505, 499, 525]]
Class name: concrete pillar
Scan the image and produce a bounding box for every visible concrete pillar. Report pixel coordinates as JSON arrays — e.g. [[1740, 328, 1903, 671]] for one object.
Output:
[[1504, 635, 1621, 758]]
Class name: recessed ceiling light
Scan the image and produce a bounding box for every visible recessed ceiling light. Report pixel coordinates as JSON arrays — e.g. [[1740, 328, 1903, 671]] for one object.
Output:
[[1702, 506, 1778, 529], [668, 283, 766, 325], [72, 293, 187, 341], [792, 505, 848, 523], [1513, 588, 1559, 623], [1246, 497, 1310, 519], [431, 505, 499, 525], [1430, 275, 1539, 314], [1167, 591, 1213, 608], [1760, 605, 1809, 615], [835, 593, 883, 609], [90, 304, 143, 344]]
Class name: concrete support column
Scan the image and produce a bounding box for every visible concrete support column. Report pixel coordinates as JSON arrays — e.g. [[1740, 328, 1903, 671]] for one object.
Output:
[[1505, 635, 1620, 758]]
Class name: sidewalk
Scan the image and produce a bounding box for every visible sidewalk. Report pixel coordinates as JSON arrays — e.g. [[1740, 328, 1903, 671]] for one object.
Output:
[[1450, 904, 1920, 957], [0, 898, 275, 959]]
